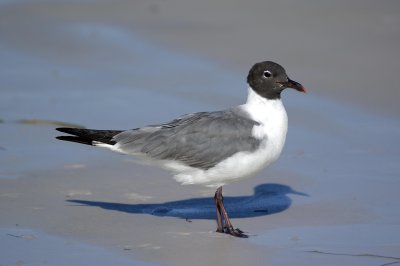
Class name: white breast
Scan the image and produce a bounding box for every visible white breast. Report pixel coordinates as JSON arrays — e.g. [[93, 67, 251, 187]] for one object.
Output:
[[243, 87, 288, 152], [170, 87, 288, 187]]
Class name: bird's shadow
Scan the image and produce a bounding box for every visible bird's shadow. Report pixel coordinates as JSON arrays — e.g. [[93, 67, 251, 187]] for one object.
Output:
[[67, 183, 307, 220]]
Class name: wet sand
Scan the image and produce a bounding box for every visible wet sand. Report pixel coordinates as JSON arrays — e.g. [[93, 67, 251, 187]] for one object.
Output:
[[1, 1, 400, 265], [1, 0, 399, 116]]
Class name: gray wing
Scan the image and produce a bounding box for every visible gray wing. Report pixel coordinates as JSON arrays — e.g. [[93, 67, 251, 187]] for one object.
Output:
[[113, 109, 262, 170]]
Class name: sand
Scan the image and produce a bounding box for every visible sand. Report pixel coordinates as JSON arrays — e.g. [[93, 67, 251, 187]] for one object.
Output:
[[1, 1, 400, 265]]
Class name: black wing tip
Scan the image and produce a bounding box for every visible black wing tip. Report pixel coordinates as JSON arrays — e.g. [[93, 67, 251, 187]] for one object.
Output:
[[56, 136, 93, 145], [56, 127, 78, 134], [55, 127, 120, 145]]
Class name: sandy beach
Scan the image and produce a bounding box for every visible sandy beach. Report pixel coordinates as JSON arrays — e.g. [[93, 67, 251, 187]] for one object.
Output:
[[1, 1, 400, 265]]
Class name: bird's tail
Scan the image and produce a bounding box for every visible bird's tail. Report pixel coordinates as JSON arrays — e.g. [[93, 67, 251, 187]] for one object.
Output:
[[56, 127, 123, 146]]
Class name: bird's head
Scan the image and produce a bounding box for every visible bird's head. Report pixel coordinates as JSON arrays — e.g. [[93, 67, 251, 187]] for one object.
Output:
[[247, 61, 306, 100]]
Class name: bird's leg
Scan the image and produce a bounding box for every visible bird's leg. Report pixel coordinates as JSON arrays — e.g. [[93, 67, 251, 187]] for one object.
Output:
[[214, 187, 224, 233], [214, 186, 248, 238]]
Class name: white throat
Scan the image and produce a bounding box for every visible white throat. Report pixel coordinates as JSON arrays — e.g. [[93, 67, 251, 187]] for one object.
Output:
[[241, 86, 288, 143], [243, 86, 287, 121]]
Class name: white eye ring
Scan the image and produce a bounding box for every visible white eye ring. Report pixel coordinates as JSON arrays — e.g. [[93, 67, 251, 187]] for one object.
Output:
[[263, 70, 272, 78]]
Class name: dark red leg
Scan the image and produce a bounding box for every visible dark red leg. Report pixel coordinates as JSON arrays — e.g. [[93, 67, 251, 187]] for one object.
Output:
[[214, 187, 224, 233], [214, 186, 248, 238]]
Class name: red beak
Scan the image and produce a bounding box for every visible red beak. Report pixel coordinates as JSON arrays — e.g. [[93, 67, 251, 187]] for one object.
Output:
[[278, 78, 306, 93]]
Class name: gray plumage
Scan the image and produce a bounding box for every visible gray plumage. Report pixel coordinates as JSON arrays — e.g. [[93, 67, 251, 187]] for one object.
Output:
[[113, 108, 262, 170], [57, 108, 262, 171]]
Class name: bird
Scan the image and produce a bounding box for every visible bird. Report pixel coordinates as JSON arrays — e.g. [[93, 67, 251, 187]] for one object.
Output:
[[56, 61, 306, 238]]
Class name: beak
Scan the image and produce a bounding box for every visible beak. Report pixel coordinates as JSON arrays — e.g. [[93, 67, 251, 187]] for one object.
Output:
[[278, 78, 306, 93], [290, 189, 309, 197]]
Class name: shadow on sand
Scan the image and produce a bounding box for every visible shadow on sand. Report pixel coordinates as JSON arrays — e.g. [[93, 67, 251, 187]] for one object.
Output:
[[67, 183, 307, 220]]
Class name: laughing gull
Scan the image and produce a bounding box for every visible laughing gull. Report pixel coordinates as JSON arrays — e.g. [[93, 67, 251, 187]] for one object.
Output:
[[56, 61, 306, 238]]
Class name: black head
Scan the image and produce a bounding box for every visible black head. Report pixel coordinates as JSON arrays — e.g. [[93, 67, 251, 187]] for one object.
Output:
[[247, 61, 306, 100]]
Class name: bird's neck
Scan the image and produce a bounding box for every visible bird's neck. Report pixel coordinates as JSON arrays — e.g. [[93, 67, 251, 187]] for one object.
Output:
[[242, 86, 287, 125]]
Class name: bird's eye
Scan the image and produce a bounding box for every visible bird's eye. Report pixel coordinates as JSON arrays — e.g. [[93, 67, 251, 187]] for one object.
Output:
[[263, 70, 273, 78]]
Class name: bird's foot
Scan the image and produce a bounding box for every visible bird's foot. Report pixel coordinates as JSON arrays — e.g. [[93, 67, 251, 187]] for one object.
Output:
[[217, 226, 248, 238]]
